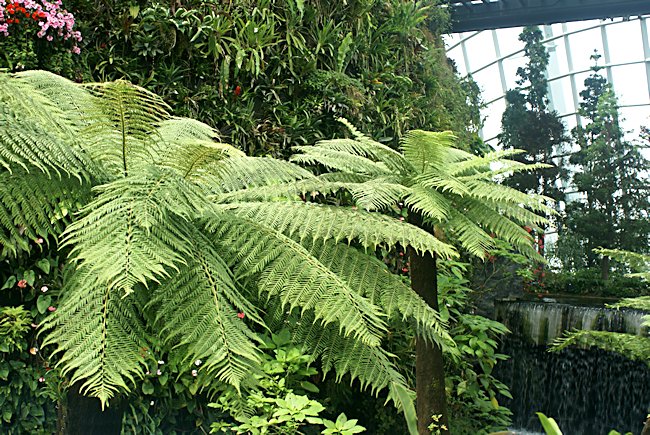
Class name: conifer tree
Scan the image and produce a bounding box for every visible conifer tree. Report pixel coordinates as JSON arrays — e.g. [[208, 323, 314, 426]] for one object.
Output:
[[499, 27, 567, 255], [564, 56, 650, 279]]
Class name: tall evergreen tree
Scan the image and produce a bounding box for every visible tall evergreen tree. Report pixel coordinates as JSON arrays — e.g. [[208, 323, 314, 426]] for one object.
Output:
[[499, 27, 567, 255], [565, 58, 650, 279]]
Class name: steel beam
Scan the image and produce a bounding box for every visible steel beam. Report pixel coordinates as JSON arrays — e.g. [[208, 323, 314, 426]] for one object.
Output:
[[448, 0, 650, 33]]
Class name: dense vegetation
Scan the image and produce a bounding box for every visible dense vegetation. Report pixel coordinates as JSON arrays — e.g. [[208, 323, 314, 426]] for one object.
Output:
[[1, 2, 649, 435]]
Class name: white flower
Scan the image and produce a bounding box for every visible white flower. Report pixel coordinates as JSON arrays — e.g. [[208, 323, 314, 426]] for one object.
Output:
[[194, 359, 202, 366], [253, 27, 259, 33], [150, 401, 155, 406], [156, 369, 162, 376], [41, 286, 48, 293], [192, 369, 198, 377], [158, 360, 164, 365]]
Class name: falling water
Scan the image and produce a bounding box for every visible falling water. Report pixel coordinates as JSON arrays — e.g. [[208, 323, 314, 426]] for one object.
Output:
[[494, 300, 650, 434]]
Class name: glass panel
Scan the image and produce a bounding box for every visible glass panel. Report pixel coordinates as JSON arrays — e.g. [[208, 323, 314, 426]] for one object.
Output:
[[464, 31, 497, 72], [604, 21, 643, 65], [611, 63, 648, 106], [482, 99, 506, 146], [567, 28, 604, 73], [473, 65, 504, 103]]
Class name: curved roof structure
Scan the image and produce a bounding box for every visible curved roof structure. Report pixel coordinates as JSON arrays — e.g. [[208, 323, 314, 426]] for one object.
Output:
[[444, 16, 650, 147], [448, 0, 650, 33]]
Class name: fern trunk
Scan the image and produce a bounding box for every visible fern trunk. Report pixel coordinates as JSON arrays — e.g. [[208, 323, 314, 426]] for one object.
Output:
[[408, 215, 450, 435]]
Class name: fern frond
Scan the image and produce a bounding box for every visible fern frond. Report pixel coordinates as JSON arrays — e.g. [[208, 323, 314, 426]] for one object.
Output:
[[609, 296, 650, 311], [347, 179, 409, 211], [594, 249, 650, 280], [157, 117, 222, 142], [551, 330, 650, 366], [149, 230, 262, 389], [316, 117, 414, 174], [0, 171, 89, 254], [291, 146, 393, 176], [445, 209, 497, 258], [462, 179, 554, 214], [0, 73, 91, 179], [41, 269, 149, 407], [82, 80, 171, 178], [217, 201, 457, 258], [206, 213, 388, 347], [403, 185, 452, 222], [62, 167, 202, 296], [205, 157, 315, 195], [457, 198, 542, 260], [305, 240, 454, 349], [400, 130, 470, 173]]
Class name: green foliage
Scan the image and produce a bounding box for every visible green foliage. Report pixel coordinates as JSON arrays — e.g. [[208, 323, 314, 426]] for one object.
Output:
[[0, 72, 464, 433], [535, 413, 635, 435], [0, 247, 65, 434], [1, 0, 481, 156], [536, 412, 563, 435], [543, 269, 650, 298], [561, 60, 650, 274], [438, 263, 513, 434], [209, 330, 365, 435], [499, 27, 568, 207]]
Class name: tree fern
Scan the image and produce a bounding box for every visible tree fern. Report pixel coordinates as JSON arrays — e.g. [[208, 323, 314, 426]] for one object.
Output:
[[291, 119, 554, 433], [2, 72, 467, 433]]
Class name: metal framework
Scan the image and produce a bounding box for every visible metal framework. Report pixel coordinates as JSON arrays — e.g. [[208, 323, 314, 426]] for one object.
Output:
[[445, 16, 650, 145], [448, 0, 650, 33]]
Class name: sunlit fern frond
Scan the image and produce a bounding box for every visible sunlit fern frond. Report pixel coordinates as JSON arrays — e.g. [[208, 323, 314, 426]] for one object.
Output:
[[400, 130, 470, 173], [461, 179, 554, 215], [204, 157, 315, 195], [206, 213, 388, 347], [0, 171, 89, 254], [15, 70, 96, 129], [309, 118, 413, 175], [444, 208, 497, 259], [551, 330, 650, 367], [293, 314, 404, 392], [62, 167, 203, 296], [81, 80, 171, 178], [216, 201, 457, 258], [41, 268, 149, 407], [403, 184, 452, 222], [157, 117, 221, 142], [291, 146, 393, 176], [0, 73, 91, 179], [609, 296, 650, 311], [305, 239, 454, 349], [149, 230, 262, 389], [456, 198, 540, 260]]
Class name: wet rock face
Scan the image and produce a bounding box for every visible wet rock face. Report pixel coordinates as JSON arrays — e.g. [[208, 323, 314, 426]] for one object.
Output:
[[494, 300, 650, 434]]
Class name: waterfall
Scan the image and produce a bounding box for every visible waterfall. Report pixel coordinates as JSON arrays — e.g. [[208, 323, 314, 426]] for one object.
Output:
[[494, 300, 650, 434]]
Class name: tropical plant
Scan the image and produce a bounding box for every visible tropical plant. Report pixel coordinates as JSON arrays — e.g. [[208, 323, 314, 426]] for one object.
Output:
[[2, 0, 481, 156], [288, 119, 553, 433], [0, 71, 464, 433]]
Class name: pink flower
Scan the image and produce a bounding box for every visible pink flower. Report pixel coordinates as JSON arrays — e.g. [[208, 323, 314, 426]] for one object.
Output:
[[237, 312, 245, 319], [38, 377, 45, 383], [17, 279, 27, 288], [35, 237, 44, 244], [47, 306, 56, 312]]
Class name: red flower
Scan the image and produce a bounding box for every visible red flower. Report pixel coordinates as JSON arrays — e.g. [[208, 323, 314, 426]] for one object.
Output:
[[237, 312, 245, 319], [401, 267, 409, 273], [233, 85, 242, 97], [17, 279, 27, 288]]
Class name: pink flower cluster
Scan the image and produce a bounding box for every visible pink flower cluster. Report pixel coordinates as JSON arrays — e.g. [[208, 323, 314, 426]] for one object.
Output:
[[0, 0, 81, 53]]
